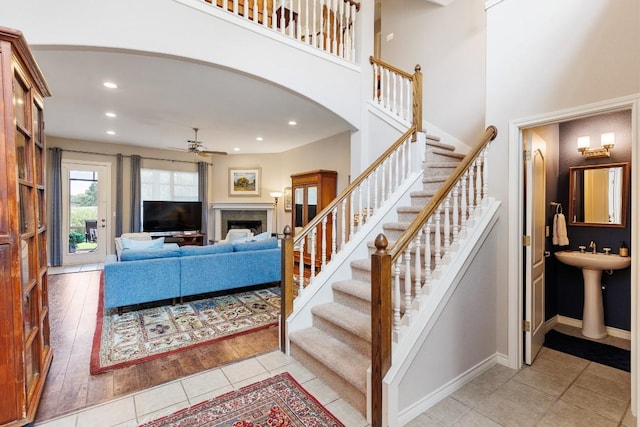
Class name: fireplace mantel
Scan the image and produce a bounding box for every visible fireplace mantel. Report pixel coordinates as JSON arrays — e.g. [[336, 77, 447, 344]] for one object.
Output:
[[209, 201, 274, 241]]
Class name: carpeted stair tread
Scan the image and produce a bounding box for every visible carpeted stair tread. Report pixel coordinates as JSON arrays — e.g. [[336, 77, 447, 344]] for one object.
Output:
[[332, 279, 371, 302], [397, 205, 423, 214], [289, 327, 369, 391], [312, 303, 371, 342], [423, 175, 449, 183], [383, 221, 411, 231], [430, 149, 465, 162], [411, 189, 436, 198]]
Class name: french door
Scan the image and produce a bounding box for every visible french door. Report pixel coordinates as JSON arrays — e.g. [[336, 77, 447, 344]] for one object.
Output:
[[62, 160, 111, 265]]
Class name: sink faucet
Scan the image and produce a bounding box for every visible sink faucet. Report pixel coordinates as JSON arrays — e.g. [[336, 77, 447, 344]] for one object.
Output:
[[588, 240, 596, 254]]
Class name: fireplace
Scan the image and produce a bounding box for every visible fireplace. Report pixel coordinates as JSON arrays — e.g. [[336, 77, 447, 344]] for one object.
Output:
[[210, 202, 275, 241], [227, 220, 262, 236]]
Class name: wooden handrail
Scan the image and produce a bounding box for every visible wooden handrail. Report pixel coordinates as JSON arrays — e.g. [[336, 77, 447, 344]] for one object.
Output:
[[370, 56, 414, 80], [388, 125, 498, 261], [293, 125, 416, 245]]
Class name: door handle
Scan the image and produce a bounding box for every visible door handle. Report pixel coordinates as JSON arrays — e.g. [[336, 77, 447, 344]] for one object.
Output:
[[544, 250, 551, 258]]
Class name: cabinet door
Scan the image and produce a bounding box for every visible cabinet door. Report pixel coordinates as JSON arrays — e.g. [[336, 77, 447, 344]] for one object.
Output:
[[294, 187, 304, 228]]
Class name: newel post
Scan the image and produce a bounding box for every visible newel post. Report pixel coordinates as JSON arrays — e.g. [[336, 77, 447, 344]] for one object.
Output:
[[412, 64, 423, 141], [280, 225, 294, 352], [371, 233, 392, 427]]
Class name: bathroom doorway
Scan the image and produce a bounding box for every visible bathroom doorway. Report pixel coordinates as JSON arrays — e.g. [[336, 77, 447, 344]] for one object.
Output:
[[508, 95, 638, 413]]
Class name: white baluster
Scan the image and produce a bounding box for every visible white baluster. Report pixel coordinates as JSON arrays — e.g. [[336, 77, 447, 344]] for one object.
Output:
[[296, 0, 302, 40], [374, 166, 379, 209], [460, 170, 468, 238], [475, 157, 482, 216], [310, 227, 317, 279], [434, 206, 442, 277], [366, 176, 371, 223], [349, 192, 355, 240], [381, 159, 387, 202], [233, 0, 238, 14], [341, 198, 347, 249], [467, 167, 475, 224], [252, 0, 257, 22], [372, 63, 378, 102], [312, 0, 317, 47], [304, 0, 309, 43], [385, 68, 390, 110], [452, 182, 460, 248], [357, 183, 362, 233], [331, 206, 337, 256], [414, 230, 422, 306], [394, 148, 399, 192], [424, 219, 432, 293], [444, 194, 451, 262], [482, 147, 489, 206], [321, 216, 328, 268], [393, 259, 401, 335], [403, 246, 412, 323], [391, 72, 397, 116], [298, 238, 305, 294], [319, 0, 325, 49], [338, 0, 344, 56]]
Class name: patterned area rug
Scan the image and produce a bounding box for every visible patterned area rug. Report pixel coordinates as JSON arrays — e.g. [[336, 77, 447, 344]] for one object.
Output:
[[139, 372, 344, 427], [91, 277, 280, 374]]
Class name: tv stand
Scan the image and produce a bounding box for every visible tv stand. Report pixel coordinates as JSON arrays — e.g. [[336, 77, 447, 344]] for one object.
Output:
[[171, 233, 204, 246]]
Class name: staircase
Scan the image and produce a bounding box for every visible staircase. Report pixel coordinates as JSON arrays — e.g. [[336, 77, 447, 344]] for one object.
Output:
[[289, 135, 465, 414]]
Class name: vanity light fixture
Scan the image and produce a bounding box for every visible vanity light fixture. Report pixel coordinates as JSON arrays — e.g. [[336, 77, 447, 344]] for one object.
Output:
[[577, 133, 615, 159]]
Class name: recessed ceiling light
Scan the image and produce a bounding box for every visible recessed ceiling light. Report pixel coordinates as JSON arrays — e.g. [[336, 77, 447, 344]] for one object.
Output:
[[233, 147, 240, 152], [288, 120, 297, 126], [103, 81, 118, 89], [106, 130, 116, 135], [256, 137, 263, 141], [105, 112, 117, 118]]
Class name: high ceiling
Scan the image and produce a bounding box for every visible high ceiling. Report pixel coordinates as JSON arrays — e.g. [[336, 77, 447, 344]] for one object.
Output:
[[33, 46, 352, 155]]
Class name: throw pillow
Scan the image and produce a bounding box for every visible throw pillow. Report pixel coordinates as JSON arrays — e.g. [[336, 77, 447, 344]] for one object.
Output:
[[251, 231, 271, 241], [233, 237, 278, 252], [120, 247, 181, 261], [121, 236, 165, 251]]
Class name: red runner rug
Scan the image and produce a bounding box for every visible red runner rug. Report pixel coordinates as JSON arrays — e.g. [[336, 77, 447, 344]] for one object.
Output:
[[91, 273, 280, 374], [139, 372, 345, 427]]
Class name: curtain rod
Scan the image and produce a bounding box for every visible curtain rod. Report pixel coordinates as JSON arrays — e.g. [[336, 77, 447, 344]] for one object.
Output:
[[48, 147, 211, 165]]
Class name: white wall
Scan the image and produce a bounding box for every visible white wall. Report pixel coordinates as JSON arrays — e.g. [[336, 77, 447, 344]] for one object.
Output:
[[485, 0, 640, 356], [379, 0, 487, 145]]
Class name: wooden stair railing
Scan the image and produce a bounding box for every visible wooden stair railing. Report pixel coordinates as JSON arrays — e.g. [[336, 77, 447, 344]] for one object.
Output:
[[370, 57, 423, 136], [204, 0, 361, 61], [370, 125, 498, 427]]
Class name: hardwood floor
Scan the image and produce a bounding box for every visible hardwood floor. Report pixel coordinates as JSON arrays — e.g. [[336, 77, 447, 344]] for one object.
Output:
[[37, 270, 279, 422]]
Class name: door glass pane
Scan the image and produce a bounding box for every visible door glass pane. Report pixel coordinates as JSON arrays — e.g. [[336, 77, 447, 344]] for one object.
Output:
[[294, 187, 304, 228], [68, 170, 99, 254], [307, 186, 317, 223], [19, 185, 33, 234], [20, 237, 31, 287]]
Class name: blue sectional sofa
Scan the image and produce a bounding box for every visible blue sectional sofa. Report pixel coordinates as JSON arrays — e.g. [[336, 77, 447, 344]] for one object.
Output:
[[103, 237, 281, 310]]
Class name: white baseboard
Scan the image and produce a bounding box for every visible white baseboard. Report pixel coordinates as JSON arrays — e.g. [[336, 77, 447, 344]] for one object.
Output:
[[553, 315, 631, 341], [397, 354, 498, 426]]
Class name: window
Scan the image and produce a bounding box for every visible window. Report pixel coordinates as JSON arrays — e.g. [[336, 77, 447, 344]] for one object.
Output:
[[141, 168, 198, 201]]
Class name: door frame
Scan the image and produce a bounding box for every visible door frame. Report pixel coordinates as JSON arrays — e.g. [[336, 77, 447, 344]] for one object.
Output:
[[506, 94, 639, 415], [61, 159, 112, 266]]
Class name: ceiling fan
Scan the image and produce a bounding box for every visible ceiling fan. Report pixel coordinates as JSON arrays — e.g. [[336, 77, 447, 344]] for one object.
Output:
[[175, 127, 227, 157]]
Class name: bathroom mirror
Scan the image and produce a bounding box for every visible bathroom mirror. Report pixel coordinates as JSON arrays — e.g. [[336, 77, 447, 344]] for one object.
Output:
[[569, 162, 629, 227]]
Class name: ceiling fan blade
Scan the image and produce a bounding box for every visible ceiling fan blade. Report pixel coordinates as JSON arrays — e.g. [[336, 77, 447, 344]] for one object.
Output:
[[167, 146, 189, 152], [201, 150, 228, 155]]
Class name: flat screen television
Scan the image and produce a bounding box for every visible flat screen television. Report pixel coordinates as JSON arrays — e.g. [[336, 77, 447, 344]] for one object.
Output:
[[142, 200, 202, 233]]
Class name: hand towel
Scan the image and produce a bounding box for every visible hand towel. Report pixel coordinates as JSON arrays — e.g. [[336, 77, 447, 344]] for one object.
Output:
[[554, 213, 569, 246], [552, 214, 559, 245]]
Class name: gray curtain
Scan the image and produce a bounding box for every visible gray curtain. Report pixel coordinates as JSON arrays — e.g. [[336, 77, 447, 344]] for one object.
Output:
[[50, 147, 63, 266], [198, 161, 208, 244], [130, 155, 141, 232], [115, 154, 123, 237]]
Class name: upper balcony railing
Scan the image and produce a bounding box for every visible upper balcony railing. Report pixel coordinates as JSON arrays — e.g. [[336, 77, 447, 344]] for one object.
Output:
[[205, 0, 361, 61]]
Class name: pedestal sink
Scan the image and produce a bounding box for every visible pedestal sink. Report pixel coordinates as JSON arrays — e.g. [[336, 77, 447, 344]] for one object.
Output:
[[555, 251, 631, 339]]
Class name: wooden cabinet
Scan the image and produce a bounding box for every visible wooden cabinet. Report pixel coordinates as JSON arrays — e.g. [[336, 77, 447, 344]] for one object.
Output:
[[291, 170, 337, 269], [0, 27, 52, 427]]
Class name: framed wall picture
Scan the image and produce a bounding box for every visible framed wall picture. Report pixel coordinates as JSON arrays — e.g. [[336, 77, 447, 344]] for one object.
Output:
[[228, 167, 261, 197], [283, 186, 292, 212]]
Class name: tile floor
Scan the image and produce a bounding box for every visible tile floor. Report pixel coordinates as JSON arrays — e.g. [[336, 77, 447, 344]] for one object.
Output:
[[409, 345, 636, 426], [41, 264, 636, 426], [48, 263, 104, 275], [34, 351, 368, 427]]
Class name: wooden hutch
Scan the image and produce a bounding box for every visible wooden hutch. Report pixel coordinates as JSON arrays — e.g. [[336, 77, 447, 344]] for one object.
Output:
[[0, 27, 52, 426], [291, 169, 337, 269]]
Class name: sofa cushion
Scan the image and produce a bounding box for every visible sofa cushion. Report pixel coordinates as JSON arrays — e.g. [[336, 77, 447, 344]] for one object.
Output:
[[251, 231, 271, 241], [179, 243, 234, 256], [233, 237, 278, 252], [120, 246, 182, 261], [121, 236, 164, 251]]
